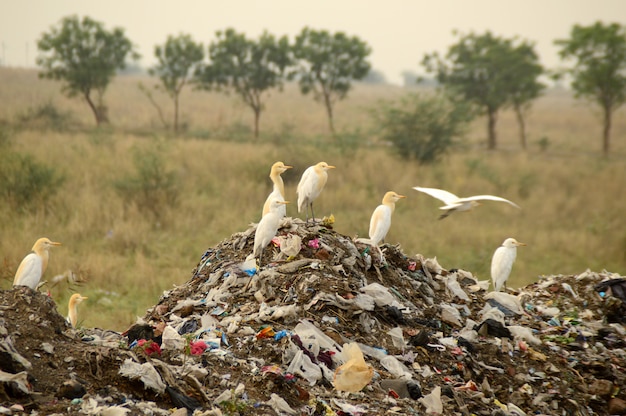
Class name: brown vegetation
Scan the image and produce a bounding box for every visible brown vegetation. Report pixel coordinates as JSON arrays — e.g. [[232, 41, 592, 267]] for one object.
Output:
[[0, 68, 624, 331]]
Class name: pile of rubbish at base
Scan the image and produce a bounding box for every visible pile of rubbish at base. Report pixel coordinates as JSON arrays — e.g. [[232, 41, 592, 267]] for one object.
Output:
[[1, 217, 626, 415]]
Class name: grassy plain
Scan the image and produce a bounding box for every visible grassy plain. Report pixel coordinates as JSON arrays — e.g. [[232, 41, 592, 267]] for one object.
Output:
[[0, 68, 625, 331]]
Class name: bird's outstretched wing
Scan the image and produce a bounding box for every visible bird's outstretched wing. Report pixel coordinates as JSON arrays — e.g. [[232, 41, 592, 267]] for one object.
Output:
[[457, 195, 521, 208], [413, 187, 460, 205]]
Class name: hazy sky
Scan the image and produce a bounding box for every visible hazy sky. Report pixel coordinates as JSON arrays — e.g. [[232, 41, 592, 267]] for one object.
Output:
[[1, 0, 625, 84]]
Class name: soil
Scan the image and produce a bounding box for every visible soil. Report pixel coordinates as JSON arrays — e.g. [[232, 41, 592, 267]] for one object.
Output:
[[1, 217, 625, 415]]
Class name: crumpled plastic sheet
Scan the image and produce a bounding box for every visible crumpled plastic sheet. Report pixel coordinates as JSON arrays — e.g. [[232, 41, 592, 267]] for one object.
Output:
[[118, 359, 166, 394]]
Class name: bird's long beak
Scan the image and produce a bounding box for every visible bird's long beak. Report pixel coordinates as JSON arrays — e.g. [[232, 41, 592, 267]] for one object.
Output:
[[398, 195, 407, 198], [516, 242, 527, 246], [51, 241, 62, 246], [280, 201, 290, 204], [284, 165, 293, 169], [81, 296, 88, 300], [327, 165, 336, 169]]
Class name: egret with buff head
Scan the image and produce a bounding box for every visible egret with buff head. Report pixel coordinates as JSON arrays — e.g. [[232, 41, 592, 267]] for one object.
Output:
[[369, 191, 406, 247], [413, 186, 520, 219], [13, 238, 62, 290], [67, 293, 88, 328], [297, 162, 335, 223], [491, 238, 526, 292], [262, 161, 292, 218]]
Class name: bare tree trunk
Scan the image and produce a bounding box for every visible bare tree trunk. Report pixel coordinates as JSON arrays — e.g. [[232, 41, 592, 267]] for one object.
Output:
[[84, 91, 100, 126], [603, 105, 611, 157], [174, 94, 179, 134], [487, 109, 498, 150], [323, 92, 335, 137], [254, 107, 260, 138], [514, 104, 527, 150], [137, 83, 168, 130]]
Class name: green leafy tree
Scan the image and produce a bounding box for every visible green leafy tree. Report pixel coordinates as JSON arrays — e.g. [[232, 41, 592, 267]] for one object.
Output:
[[555, 22, 626, 156], [374, 93, 473, 164], [292, 27, 371, 135], [148, 33, 204, 134], [194, 28, 291, 138], [36, 15, 139, 125], [422, 31, 544, 150]]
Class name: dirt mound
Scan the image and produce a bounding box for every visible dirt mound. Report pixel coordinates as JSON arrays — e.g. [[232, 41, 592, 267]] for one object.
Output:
[[1, 217, 625, 415]]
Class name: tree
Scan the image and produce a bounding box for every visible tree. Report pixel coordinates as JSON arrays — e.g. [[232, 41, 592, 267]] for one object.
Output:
[[374, 92, 473, 164], [194, 28, 291, 138], [292, 27, 371, 135], [422, 31, 544, 150], [148, 34, 204, 134], [36, 15, 139, 125], [555, 22, 626, 156]]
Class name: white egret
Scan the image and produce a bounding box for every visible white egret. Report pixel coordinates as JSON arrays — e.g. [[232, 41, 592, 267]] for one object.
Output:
[[262, 161, 292, 218], [491, 238, 526, 292], [13, 238, 62, 290], [254, 198, 289, 266], [369, 191, 406, 247], [297, 162, 335, 223], [413, 186, 520, 219], [66, 293, 88, 328]]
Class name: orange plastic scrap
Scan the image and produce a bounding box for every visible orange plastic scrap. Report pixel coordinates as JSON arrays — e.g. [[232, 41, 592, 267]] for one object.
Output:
[[333, 342, 374, 392], [256, 326, 275, 339]]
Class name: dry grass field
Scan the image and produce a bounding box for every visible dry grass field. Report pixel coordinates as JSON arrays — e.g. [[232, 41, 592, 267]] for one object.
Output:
[[0, 67, 624, 331]]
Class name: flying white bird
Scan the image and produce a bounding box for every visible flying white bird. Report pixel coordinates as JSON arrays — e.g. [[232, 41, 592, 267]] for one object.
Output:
[[66, 293, 88, 328], [262, 161, 292, 218], [413, 186, 521, 219], [297, 162, 335, 223], [254, 198, 289, 266], [491, 238, 526, 292], [369, 191, 406, 247], [13, 238, 62, 290]]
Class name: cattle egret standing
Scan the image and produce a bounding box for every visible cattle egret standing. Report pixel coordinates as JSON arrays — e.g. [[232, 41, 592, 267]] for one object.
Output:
[[254, 198, 289, 266], [13, 238, 62, 290], [262, 161, 292, 218], [413, 186, 520, 219], [67, 293, 88, 328], [297, 162, 335, 223], [369, 191, 406, 247], [491, 238, 526, 292]]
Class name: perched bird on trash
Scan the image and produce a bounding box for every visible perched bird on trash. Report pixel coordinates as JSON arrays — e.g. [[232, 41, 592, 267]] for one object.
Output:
[[254, 198, 289, 266], [13, 237, 62, 290], [491, 238, 526, 292], [413, 186, 520, 219], [297, 162, 335, 223], [369, 191, 406, 247], [262, 161, 292, 218], [66, 293, 88, 328]]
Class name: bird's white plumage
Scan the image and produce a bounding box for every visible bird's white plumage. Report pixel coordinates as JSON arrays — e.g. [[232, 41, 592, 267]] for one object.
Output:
[[491, 238, 526, 292], [413, 186, 520, 219], [13, 238, 62, 290], [369, 191, 406, 246], [262, 162, 292, 217], [254, 198, 288, 263], [297, 162, 335, 222]]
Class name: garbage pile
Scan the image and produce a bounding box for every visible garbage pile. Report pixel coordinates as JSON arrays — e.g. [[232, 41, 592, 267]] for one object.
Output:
[[1, 217, 625, 415]]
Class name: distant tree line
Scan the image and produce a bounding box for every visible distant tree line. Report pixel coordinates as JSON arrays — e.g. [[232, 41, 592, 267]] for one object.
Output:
[[36, 15, 626, 157]]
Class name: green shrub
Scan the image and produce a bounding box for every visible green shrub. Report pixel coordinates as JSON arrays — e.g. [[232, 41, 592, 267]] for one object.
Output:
[[0, 151, 66, 211], [373, 92, 473, 164], [17, 100, 73, 131], [114, 144, 180, 220]]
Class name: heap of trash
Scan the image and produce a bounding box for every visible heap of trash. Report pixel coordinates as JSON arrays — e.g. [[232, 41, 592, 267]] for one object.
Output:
[[1, 217, 625, 415]]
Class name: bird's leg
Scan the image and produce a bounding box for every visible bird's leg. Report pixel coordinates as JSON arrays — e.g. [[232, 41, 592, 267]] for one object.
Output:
[[310, 203, 317, 224], [438, 211, 451, 220], [258, 248, 264, 268]]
